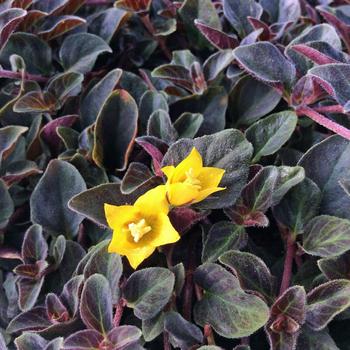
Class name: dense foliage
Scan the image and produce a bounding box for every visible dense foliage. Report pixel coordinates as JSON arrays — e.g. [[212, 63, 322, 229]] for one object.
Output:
[[1, 0, 350, 349]]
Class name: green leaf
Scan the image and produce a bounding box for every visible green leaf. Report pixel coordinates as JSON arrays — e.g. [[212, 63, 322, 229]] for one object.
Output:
[[80, 274, 113, 334], [306, 279, 350, 330], [246, 111, 297, 163], [162, 129, 253, 209], [0, 125, 28, 165], [30, 159, 86, 237], [297, 327, 340, 350], [59, 33, 111, 73], [299, 135, 350, 220], [93, 89, 138, 171], [147, 109, 177, 143], [80, 68, 122, 127], [318, 251, 350, 280], [173, 112, 203, 139], [220, 250, 275, 303], [303, 215, 350, 257], [47, 72, 83, 101], [273, 178, 321, 234], [0, 178, 13, 228], [142, 312, 165, 342], [123, 267, 175, 320], [193, 263, 269, 338], [202, 222, 247, 263], [0, 33, 52, 74]]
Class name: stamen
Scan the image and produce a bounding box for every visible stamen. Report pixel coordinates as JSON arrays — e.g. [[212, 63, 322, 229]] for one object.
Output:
[[184, 168, 201, 190], [128, 218, 152, 242]]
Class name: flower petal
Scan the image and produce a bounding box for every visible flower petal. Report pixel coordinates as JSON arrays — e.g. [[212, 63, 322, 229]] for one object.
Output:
[[192, 187, 226, 203], [104, 204, 139, 230], [172, 147, 203, 183], [167, 183, 199, 206], [161, 165, 175, 181], [197, 167, 225, 190], [135, 185, 169, 215], [146, 213, 180, 247], [125, 246, 156, 269]]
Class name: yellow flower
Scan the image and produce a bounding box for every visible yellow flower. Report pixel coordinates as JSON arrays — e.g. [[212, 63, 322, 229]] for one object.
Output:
[[161, 147, 226, 206], [104, 186, 180, 269]]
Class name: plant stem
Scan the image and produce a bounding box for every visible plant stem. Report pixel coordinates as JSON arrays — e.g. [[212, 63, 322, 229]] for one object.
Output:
[[204, 325, 216, 345], [113, 298, 126, 327], [0, 69, 48, 83], [139, 14, 172, 60], [297, 106, 350, 140], [279, 235, 296, 295], [163, 331, 171, 350], [85, 0, 112, 4], [312, 105, 345, 114]]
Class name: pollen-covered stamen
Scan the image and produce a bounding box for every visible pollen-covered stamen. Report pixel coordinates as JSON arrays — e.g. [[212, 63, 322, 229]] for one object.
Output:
[[184, 167, 201, 190], [128, 218, 152, 242]]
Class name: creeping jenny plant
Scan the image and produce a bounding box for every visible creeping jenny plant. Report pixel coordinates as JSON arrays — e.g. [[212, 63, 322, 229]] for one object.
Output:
[[2, 0, 350, 349]]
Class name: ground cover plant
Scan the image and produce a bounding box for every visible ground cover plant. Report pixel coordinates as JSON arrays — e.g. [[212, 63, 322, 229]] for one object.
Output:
[[1, 0, 350, 349]]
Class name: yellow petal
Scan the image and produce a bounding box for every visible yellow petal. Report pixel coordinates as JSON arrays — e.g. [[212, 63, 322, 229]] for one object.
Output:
[[166, 182, 199, 206], [104, 204, 139, 230], [161, 165, 175, 181], [124, 246, 156, 269], [143, 213, 180, 247], [192, 187, 226, 203], [134, 185, 169, 215], [197, 167, 225, 190], [172, 147, 203, 183]]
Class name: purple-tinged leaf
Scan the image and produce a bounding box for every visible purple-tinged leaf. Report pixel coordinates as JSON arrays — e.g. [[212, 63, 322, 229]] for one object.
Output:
[[291, 76, 325, 107], [173, 112, 203, 139], [12, 0, 33, 9], [93, 89, 138, 171], [21, 224, 48, 264], [202, 222, 247, 264], [291, 44, 341, 65], [0, 125, 27, 164], [266, 286, 306, 350], [15, 333, 48, 350], [147, 110, 178, 144], [240, 28, 264, 45], [233, 42, 296, 88], [80, 274, 113, 333], [223, 0, 263, 38], [0, 8, 27, 47], [3, 160, 42, 186], [124, 268, 175, 320], [13, 91, 60, 113], [194, 20, 238, 50], [0, 178, 14, 228], [7, 306, 51, 333], [41, 115, 78, 153], [120, 162, 154, 195], [303, 215, 350, 257], [203, 50, 234, 82], [306, 279, 350, 330], [115, 0, 151, 13], [45, 338, 64, 350], [59, 275, 84, 318], [247, 17, 271, 41], [220, 250, 275, 303], [17, 274, 46, 311], [318, 251, 350, 280], [169, 207, 209, 235], [63, 329, 103, 350], [297, 327, 340, 350], [46, 293, 70, 324], [18, 9, 47, 31], [47, 72, 83, 101], [260, 0, 301, 24], [30, 159, 87, 237], [107, 325, 142, 348], [14, 261, 48, 279], [193, 263, 269, 338]]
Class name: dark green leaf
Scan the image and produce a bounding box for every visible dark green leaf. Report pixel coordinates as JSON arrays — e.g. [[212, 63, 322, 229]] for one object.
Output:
[[0, 178, 13, 228], [21, 224, 48, 264], [297, 327, 340, 350], [318, 251, 350, 280], [173, 112, 203, 139], [147, 109, 177, 143]]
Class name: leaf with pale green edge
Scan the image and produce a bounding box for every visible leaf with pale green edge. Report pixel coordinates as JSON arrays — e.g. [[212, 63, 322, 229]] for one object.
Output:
[[151, 65, 192, 92], [118, 71, 148, 104], [223, 0, 263, 38], [2, 160, 42, 186], [197, 347, 223, 350], [123, 268, 175, 320], [241, 166, 279, 213], [266, 286, 306, 350], [80, 68, 122, 127], [202, 222, 247, 263], [272, 166, 305, 205], [162, 129, 253, 209], [62, 329, 103, 350], [171, 263, 185, 296], [147, 109, 177, 143], [93, 89, 138, 171], [142, 312, 165, 342], [299, 135, 350, 220], [21, 224, 48, 264], [18, 275, 46, 311], [297, 326, 340, 350], [80, 274, 113, 334], [14, 333, 49, 350], [0, 32, 52, 74], [173, 112, 203, 139], [30, 159, 86, 237], [0, 125, 27, 164], [273, 178, 321, 234], [233, 42, 296, 87], [47, 72, 83, 101], [246, 111, 298, 163], [0, 178, 13, 228], [228, 75, 281, 127], [220, 250, 275, 303], [179, 0, 221, 48], [164, 311, 203, 350], [193, 263, 269, 338], [59, 33, 111, 74], [83, 240, 122, 304], [170, 87, 228, 136], [303, 215, 350, 257], [306, 279, 350, 330], [0, 8, 27, 48], [318, 251, 350, 280], [260, 0, 301, 23], [203, 49, 234, 82]]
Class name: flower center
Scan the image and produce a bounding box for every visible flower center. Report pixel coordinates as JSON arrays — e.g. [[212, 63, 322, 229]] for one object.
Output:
[[128, 218, 152, 242], [184, 168, 201, 190]]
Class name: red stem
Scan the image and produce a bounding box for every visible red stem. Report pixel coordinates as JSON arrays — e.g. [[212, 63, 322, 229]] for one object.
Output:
[[0, 69, 48, 83], [163, 331, 171, 350], [85, 0, 112, 4], [113, 298, 126, 327], [297, 106, 350, 140], [312, 105, 345, 114], [279, 235, 296, 295]]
